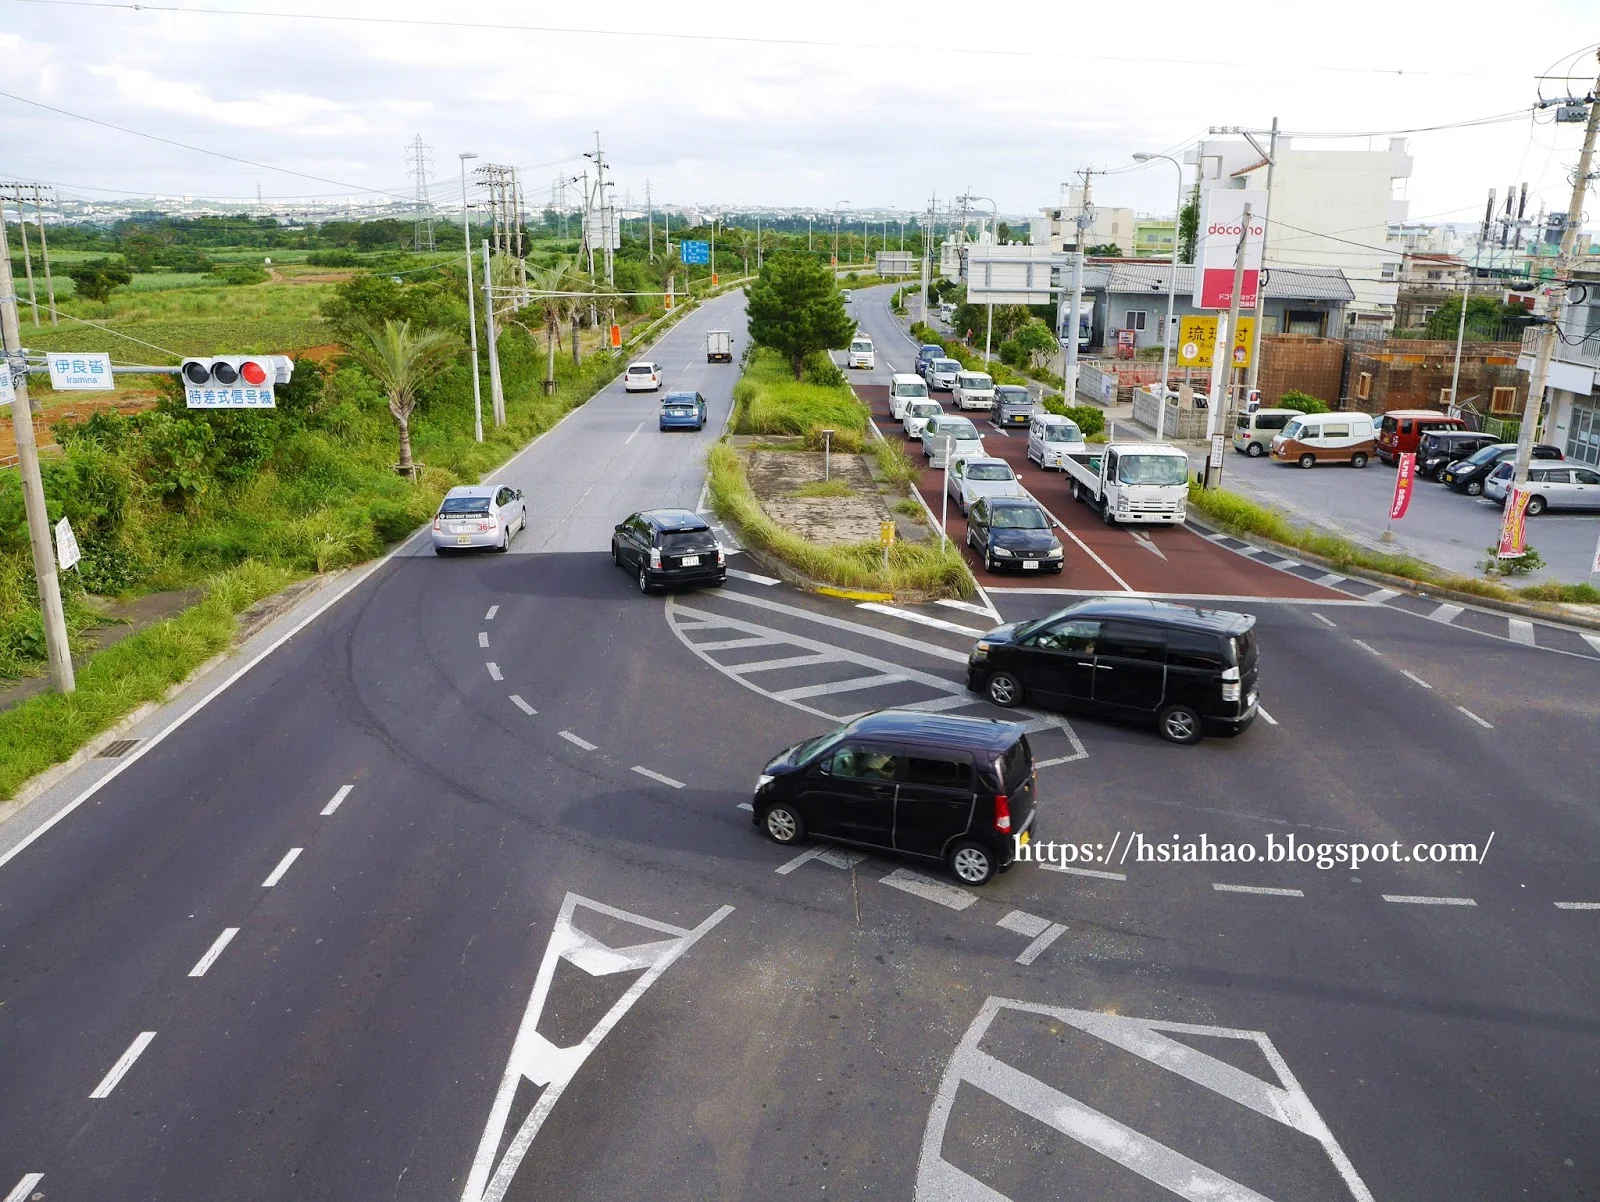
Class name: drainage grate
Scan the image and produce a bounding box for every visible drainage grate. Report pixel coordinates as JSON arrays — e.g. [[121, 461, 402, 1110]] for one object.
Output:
[[98, 739, 140, 759]]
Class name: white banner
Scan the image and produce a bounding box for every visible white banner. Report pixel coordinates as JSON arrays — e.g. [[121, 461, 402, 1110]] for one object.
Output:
[[1592, 527, 1600, 575], [55, 517, 81, 571], [0, 368, 15, 407], [1194, 190, 1267, 310], [47, 353, 115, 391]]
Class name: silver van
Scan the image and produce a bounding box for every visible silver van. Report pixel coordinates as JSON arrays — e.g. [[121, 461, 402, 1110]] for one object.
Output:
[[928, 358, 962, 391], [1232, 407, 1303, 458]]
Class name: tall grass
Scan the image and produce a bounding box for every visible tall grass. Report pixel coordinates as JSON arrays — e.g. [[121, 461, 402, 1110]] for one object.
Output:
[[735, 347, 867, 439]]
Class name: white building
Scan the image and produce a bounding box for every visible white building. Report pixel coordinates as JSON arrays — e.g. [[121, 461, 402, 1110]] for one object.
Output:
[[1187, 137, 1413, 334], [1030, 187, 1138, 256]]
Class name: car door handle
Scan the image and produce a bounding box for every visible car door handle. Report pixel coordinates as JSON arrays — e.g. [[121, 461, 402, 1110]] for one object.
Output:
[[1076, 661, 1094, 668], [1094, 664, 1113, 671]]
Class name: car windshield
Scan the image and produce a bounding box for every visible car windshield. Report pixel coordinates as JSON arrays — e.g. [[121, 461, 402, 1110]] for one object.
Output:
[[627, 365, 653, 375], [664, 394, 697, 405], [960, 374, 993, 389], [910, 402, 940, 416], [1282, 419, 1305, 439], [992, 505, 1048, 529], [998, 388, 1030, 403], [852, 341, 872, 352], [441, 496, 491, 515], [896, 382, 928, 397], [1464, 444, 1510, 466], [1118, 454, 1189, 486], [967, 463, 1014, 482], [938, 420, 978, 438], [1041, 421, 1081, 442], [661, 529, 715, 552]]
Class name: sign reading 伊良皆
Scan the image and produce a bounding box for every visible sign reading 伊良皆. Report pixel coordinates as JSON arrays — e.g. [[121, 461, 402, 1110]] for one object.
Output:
[[48, 353, 115, 391]]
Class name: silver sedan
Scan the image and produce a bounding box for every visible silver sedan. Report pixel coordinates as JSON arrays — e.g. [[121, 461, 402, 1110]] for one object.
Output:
[[431, 484, 527, 554]]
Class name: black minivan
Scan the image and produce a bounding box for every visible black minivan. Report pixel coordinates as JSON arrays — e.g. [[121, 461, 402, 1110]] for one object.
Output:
[[752, 711, 1036, 885], [965, 598, 1259, 744]]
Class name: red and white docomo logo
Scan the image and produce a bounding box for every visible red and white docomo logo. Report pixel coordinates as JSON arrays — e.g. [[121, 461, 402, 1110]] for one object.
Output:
[[1207, 222, 1265, 237]]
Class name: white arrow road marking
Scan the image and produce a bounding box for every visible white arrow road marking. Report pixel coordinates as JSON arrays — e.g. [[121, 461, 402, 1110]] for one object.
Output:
[[1126, 529, 1168, 560], [4, 1175, 43, 1202], [461, 895, 733, 1202]]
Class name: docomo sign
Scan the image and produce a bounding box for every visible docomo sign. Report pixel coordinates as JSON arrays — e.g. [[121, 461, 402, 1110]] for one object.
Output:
[[1194, 189, 1267, 310]]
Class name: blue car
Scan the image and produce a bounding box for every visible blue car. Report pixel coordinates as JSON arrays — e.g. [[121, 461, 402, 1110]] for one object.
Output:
[[659, 391, 707, 432]]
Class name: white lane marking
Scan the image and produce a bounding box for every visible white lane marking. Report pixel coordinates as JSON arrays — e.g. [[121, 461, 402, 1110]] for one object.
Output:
[[1507, 618, 1535, 646], [90, 1031, 157, 1099], [1401, 670, 1433, 689], [997, 909, 1052, 938], [937, 597, 998, 617], [1364, 588, 1401, 603], [697, 589, 968, 663], [1456, 706, 1494, 729], [320, 785, 352, 816], [1315, 572, 1346, 585], [188, 927, 240, 977], [818, 847, 869, 869], [4, 1175, 44, 1202], [969, 580, 1003, 621], [624, 421, 645, 445], [880, 867, 977, 910], [736, 802, 754, 812], [1312, 612, 1337, 627], [691, 635, 780, 652], [631, 765, 685, 789], [261, 848, 303, 888], [485, 605, 499, 620], [1353, 639, 1381, 656], [1554, 902, 1600, 909], [727, 568, 780, 585], [1213, 884, 1303, 897], [478, 631, 489, 648], [1126, 529, 1168, 560], [1383, 894, 1477, 906], [460, 895, 733, 1202], [726, 652, 838, 675], [1037, 507, 1135, 592], [486, 662, 503, 681], [559, 731, 598, 751], [1257, 707, 1278, 725], [1015, 922, 1068, 965], [1038, 863, 1127, 882], [856, 602, 985, 637], [774, 846, 827, 875], [509, 694, 537, 715], [1583, 633, 1600, 655], [1427, 602, 1464, 624], [773, 674, 908, 701]]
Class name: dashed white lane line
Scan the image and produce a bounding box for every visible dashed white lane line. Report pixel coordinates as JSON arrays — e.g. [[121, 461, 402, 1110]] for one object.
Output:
[[1400, 669, 1433, 689], [1038, 863, 1127, 882], [631, 765, 685, 789], [1312, 612, 1336, 628], [1257, 707, 1278, 726], [856, 602, 986, 637], [1016, 922, 1068, 965], [1507, 618, 1535, 646], [1352, 639, 1381, 656], [261, 848, 303, 888], [1365, 588, 1401, 603], [486, 662, 503, 681], [320, 785, 352, 816], [187, 927, 240, 977], [624, 421, 645, 445], [90, 1031, 156, 1098], [509, 694, 537, 715], [1213, 884, 1304, 897], [1427, 602, 1464, 624], [881, 867, 977, 910], [559, 730, 598, 751], [4, 1174, 44, 1202], [1555, 901, 1600, 910], [774, 846, 827, 875], [736, 802, 754, 811], [485, 605, 499, 620], [1383, 894, 1477, 906], [1456, 705, 1494, 729], [937, 597, 998, 618], [727, 568, 780, 585], [478, 631, 489, 648]]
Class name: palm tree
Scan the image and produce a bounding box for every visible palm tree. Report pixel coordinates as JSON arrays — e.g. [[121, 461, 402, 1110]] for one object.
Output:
[[342, 318, 459, 475], [521, 259, 572, 394]]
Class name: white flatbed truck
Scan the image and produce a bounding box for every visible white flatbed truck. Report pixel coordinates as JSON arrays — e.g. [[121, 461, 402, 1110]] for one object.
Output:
[[1062, 442, 1191, 526]]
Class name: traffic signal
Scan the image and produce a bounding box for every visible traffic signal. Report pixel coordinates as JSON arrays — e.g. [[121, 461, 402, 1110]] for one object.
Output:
[[180, 356, 294, 409]]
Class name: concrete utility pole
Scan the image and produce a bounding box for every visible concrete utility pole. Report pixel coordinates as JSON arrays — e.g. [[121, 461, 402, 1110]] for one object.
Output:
[[30, 186, 57, 325], [483, 239, 505, 427], [920, 193, 934, 326], [1133, 152, 1185, 408], [1062, 172, 1094, 402], [1448, 202, 1491, 410], [1204, 203, 1253, 490], [646, 180, 653, 260], [1514, 57, 1600, 491], [459, 152, 484, 443], [0, 204, 73, 692], [1237, 118, 1278, 398]]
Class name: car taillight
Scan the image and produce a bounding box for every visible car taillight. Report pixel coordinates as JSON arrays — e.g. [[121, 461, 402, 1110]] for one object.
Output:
[[432, 516, 441, 531], [993, 794, 1011, 833], [650, 549, 662, 569], [716, 546, 725, 565]]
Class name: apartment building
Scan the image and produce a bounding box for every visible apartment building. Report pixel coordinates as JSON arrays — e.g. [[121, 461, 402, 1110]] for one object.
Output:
[[1523, 265, 1600, 467]]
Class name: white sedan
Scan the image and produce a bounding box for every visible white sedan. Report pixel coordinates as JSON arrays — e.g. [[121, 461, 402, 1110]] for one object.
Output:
[[624, 361, 662, 392], [944, 455, 1023, 515], [902, 399, 943, 440]]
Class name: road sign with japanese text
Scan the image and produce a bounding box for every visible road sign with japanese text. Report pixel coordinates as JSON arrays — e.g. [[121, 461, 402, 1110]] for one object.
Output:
[[1176, 316, 1254, 368], [679, 240, 710, 265], [47, 353, 114, 391]]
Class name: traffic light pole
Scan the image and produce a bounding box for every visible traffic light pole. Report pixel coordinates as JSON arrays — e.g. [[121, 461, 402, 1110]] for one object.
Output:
[[0, 206, 74, 693]]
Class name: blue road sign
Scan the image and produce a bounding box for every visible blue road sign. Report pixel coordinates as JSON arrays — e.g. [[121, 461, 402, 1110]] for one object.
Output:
[[680, 240, 710, 265]]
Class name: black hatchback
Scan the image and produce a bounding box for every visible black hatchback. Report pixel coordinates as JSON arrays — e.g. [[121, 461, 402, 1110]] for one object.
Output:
[[612, 509, 726, 592], [1441, 442, 1564, 495], [965, 497, 1064, 574], [966, 597, 1259, 744], [1416, 431, 1499, 480], [752, 711, 1037, 885]]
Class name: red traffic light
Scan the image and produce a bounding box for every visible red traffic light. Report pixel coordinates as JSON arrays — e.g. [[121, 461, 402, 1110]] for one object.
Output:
[[239, 360, 267, 386]]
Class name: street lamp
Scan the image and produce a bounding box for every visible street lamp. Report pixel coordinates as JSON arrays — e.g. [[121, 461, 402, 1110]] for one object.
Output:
[[1133, 152, 1185, 429], [460, 152, 483, 444], [967, 194, 999, 362], [833, 201, 849, 268]]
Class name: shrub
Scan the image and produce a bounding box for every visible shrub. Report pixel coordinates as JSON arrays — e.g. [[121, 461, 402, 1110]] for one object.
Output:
[[803, 425, 863, 453], [802, 352, 847, 388], [998, 339, 1026, 367], [1063, 404, 1106, 437], [1280, 389, 1330, 414], [367, 497, 422, 543], [869, 438, 920, 488], [211, 263, 270, 286]]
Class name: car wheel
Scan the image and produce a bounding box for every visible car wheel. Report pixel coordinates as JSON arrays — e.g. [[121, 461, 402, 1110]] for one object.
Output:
[[1465, 480, 1483, 497], [1246, 442, 1264, 458], [761, 803, 804, 845], [984, 550, 996, 572], [1526, 494, 1547, 516], [496, 530, 510, 553], [611, 539, 621, 567], [985, 671, 1023, 708], [1070, 479, 1082, 502], [1351, 452, 1369, 469], [948, 840, 995, 886], [1298, 453, 1317, 469], [1157, 703, 1203, 745], [637, 565, 652, 594], [1101, 502, 1117, 526]]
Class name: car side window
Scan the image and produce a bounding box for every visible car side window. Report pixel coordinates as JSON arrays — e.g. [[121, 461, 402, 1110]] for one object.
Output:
[[904, 756, 972, 790], [1574, 469, 1600, 485], [1165, 630, 1224, 670], [971, 499, 986, 523], [829, 746, 899, 782], [1534, 469, 1569, 484], [1097, 621, 1166, 662], [1400, 419, 1413, 434], [1027, 619, 1099, 653]]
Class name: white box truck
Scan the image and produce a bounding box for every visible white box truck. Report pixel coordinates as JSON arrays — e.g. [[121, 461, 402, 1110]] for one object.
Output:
[[1062, 443, 1190, 525], [706, 330, 733, 363]]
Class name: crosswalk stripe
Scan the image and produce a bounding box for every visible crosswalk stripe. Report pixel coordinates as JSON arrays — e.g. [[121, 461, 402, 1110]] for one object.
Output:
[[773, 674, 909, 701], [1507, 618, 1535, 646], [857, 602, 985, 637], [1364, 588, 1401, 603], [1427, 603, 1464, 624], [1315, 572, 1345, 586], [727, 652, 838, 675], [693, 635, 780, 652]]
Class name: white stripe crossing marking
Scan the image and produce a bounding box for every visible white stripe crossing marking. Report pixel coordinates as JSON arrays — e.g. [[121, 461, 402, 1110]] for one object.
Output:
[[736, 802, 754, 812], [997, 909, 1052, 938], [773, 674, 908, 701], [1457, 705, 1494, 729], [509, 694, 537, 715], [1353, 639, 1382, 656], [1315, 572, 1345, 586], [559, 731, 598, 751], [727, 652, 838, 674], [1554, 902, 1600, 909], [631, 765, 685, 789], [4, 1175, 44, 1202], [1507, 618, 1535, 646], [1256, 707, 1278, 725], [188, 927, 240, 977], [1213, 884, 1304, 897], [937, 597, 999, 618], [90, 1031, 156, 1099], [1583, 633, 1600, 655], [1401, 670, 1433, 689], [320, 785, 352, 816], [1037, 863, 1127, 882], [261, 848, 303, 888], [485, 605, 499, 620], [1365, 588, 1401, 603], [897, 693, 985, 714], [727, 568, 780, 585], [1016, 922, 1068, 965], [1312, 612, 1337, 627], [856, 602, 985, 637], [486, 662, 502, 681], [478, 631, 489, 648], [691, 635, 780, 652], [881, 867, 978, 910], [774, 846, 827, 875], [1427, 602, 1464, 624], [1383, 894, 1477, 906], [697, 590, 970, 662]]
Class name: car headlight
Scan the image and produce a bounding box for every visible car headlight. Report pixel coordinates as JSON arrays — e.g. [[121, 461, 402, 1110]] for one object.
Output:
[[1046, 545, 1063, 558], [755, 774, 775, 791], [992, 546, 1014, 557]]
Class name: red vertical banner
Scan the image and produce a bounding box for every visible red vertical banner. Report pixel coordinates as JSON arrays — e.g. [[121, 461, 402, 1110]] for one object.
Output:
[[1389, 452, 1416, 520], [609, 323, 622, 349], [1497, 486, 1531, 558]]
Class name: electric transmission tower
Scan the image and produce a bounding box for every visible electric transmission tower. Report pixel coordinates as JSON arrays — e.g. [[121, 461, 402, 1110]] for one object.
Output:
[[406, 134, 435, 252]]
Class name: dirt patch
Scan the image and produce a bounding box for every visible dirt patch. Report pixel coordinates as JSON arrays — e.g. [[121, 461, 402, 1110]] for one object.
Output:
[[745, 449, 891, 545], [0, 390, 161, 463]]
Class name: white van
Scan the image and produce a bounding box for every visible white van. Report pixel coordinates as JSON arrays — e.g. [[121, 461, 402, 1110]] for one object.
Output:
[[952, 371, 996, 412], [888, 372, 930, 419], [1269, 412, 1377, 468], [1232, 407, 1303, 458], [847, 336, 876, 370], [1025, 413, 1087, 470]]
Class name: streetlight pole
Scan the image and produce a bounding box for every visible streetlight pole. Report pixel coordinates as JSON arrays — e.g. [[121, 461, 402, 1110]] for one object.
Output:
[[967, 195, 1000, 362], [460, 152, 484, 443], [1134, 152, 1185, 417], [833, 201, 849, 267]]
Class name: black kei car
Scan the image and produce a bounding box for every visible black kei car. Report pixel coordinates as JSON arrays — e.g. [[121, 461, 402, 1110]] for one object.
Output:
[[1440, 442, 1564, 495], [752, 711, 1037, 885], [966, 597, 1259, 745], [1415, 430, 1500, 480], [612, 509, 726, 593], [965, 497, 1064, 574]]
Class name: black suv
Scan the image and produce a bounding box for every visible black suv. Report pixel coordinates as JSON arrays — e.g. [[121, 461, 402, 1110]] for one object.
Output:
[[752, 711, 1037, 885], [612, 509, 726, 592], [965, 497, 1064, 573], [1416, 431, 1498, 480], [966, 597, 1259, 744], [1441, 443, 1563, 495]]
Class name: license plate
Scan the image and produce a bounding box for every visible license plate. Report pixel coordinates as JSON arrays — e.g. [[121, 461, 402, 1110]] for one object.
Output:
[[1022, 560, 1039, 570], [456, 535, 472, 545], [680, 555, 700, 567]]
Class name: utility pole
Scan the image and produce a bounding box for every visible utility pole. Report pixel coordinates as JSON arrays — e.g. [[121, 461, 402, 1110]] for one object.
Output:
[[646, 179, 654, 259], [1204, 203, 1253, 490], [9, 185, 60, 326], [1062, 171, 1094, 401], [459, 152, 484, 444], [1514, 57, 1600, 499], [1448, 194, 1493, 410], [921, 192, 934, 326], [483, 239, 505, 427], [1244, 118, 1277, 398], [0, 203, 73, 692]]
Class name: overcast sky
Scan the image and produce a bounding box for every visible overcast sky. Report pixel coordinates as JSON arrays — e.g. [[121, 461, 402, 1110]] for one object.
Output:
[[2, 0, 1597, 230]]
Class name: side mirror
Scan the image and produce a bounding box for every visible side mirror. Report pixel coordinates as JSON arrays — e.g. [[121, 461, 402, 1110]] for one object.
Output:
[[515, 490, 524, 500], [816, 760, 832, 777]]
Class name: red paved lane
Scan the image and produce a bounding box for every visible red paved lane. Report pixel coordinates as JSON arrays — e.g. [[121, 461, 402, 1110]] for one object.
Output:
[[856, 384, 1346, 599]]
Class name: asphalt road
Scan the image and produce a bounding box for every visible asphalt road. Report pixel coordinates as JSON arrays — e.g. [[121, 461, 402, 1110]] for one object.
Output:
[[1, 283, 1597, 1202]]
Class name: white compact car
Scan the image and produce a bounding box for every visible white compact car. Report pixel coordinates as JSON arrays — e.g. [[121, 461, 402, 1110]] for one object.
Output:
[[945, 455, 1024, 515], [902, 399, 943, 440], [847, 336, 876, 370], [888, 373, 929, 420], [1026, 413, 1088, 470], [951, 371, 996, 412], [921, 414, 985, 468], [624, 361, 662, 392]]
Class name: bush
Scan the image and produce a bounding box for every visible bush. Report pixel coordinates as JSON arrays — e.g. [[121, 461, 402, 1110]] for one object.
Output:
[[802, 352, 847, 389], [1059, 404, 1106, 437], [736, 347, 868, 437], [367, 497, 422, 543], [1280, 389, 1330, 414], [998, 339, 1026, 367], [211, 263, 270, 286], [803, 425, 863, 453]]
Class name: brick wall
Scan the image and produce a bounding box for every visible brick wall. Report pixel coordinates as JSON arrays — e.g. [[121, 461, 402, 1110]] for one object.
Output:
[[1257, 335, 1345, 407], [1346, 340, 1526, 415]]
